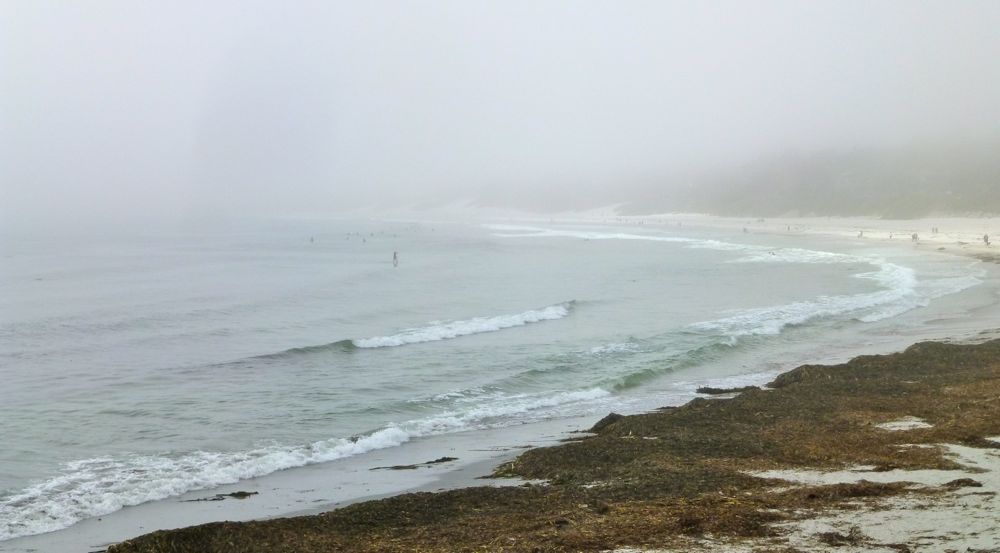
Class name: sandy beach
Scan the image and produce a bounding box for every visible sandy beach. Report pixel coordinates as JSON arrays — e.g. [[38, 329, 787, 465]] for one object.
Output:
[[557, 210, 1000, 257]]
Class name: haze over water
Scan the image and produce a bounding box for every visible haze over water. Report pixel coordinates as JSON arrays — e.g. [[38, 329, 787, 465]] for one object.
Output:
[[4, 2, 1000, 229]]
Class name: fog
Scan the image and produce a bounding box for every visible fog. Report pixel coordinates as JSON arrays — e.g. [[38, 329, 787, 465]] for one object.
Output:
[[3, 1, 999, 230]]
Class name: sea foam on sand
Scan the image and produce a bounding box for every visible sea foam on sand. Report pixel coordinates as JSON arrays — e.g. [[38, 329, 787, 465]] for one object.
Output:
[[764, 441, 1000, 552], [611, 439, 1000, 552]]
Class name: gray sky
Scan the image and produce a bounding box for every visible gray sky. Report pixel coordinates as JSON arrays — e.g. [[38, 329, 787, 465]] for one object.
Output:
[[3, 1, 999, 229]]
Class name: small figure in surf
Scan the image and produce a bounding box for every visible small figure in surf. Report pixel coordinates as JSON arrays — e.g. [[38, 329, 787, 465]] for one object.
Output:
[[985, 234, 991, 247], [393, 251, 399, 267]]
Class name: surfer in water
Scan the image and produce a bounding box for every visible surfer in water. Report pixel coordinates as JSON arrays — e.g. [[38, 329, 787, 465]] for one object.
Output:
[[393, 251, 399, 267]]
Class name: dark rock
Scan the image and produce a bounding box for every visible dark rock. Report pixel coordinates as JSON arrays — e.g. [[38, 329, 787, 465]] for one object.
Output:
[[371, 456, 459, 471], [695, 386, 759, 395], [182, 491, 258, 502], [590, 412, 625, 433]]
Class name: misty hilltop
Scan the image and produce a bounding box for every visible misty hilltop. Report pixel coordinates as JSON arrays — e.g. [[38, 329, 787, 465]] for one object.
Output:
[[3, 2, 1000, 230], [469, 140, 1000, 220], [615, 140, 1000, 219]]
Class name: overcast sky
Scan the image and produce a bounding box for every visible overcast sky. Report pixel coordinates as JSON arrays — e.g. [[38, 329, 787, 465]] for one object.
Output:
[[2, 1, 999, 229]]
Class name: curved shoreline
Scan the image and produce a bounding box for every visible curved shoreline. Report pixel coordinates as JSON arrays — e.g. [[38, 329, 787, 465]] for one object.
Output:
[[4, 215, 998, 552], [104, 338, 1000, 552]]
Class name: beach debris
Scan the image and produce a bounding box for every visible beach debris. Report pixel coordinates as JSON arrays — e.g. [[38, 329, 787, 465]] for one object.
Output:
[[370, 456, 458, 470], [958, 435, 1000, 450], [942, 478, 982, 489], [551, 516, 572, 529], [696, 385, 759, 395], [876, 417, 933, 431], [816, 525, 869, 546], [182, 491, 259, 502]]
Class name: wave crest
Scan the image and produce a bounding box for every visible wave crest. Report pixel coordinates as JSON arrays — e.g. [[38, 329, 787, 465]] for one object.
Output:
[[0, 383, 606, 541], [353, 301, 574, 348]]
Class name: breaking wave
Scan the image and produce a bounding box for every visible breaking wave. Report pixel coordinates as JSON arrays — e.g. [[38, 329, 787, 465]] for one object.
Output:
[[255, 302, 576, 360], [353, 302, 574, 348], [0, 384, 607, 541], [491, 225, 982, 337]]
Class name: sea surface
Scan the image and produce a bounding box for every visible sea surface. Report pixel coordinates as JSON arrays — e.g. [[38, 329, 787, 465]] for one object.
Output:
[[0, 218, 991, 542]]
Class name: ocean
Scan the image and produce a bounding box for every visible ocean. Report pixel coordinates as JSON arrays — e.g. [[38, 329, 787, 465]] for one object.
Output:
[[0, 217, 993, 544]]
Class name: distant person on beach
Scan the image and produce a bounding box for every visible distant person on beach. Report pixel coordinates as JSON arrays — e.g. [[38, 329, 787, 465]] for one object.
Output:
[[911, 233, 919, 242], [393, 251, 399, 267], [985, 234, 990, 247]]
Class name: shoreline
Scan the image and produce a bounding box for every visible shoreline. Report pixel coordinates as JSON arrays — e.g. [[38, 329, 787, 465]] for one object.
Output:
[[105, 337, 1000, 552], [465, 206, 1000, 259], [5, 214, 1000, 552], [0, 417, 591, 553], [582, 212, 1000, 260]]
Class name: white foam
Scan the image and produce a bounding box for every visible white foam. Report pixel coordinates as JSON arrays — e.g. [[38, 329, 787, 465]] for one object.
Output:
[[352, 302, 573, 348], [589, 342, 641, 355], [457, 388, 610, 422], [689, 258, 920, 338], [876, 417, 934, 431], [491, 224, 982, 339], [0, 429, 411, 541], [734, 270, 973, 337], [0, 385, 609, 541], [487, 225, 694, 244]]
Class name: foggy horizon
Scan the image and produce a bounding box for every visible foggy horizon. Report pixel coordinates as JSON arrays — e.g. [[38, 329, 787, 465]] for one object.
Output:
[[3, 1, 1000, 231]]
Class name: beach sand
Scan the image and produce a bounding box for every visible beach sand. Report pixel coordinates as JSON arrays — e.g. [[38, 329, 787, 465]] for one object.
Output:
[[623, 213, 1000, 261]]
